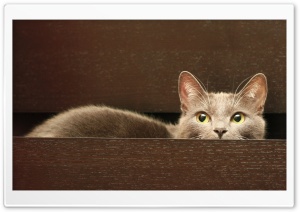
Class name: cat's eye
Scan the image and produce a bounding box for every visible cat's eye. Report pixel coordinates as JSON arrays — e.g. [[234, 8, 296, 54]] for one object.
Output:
[[231, 113, 245, 124], [196, 112, 210, 124]]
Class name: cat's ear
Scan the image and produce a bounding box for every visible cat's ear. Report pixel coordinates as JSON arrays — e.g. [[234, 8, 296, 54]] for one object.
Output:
[[178, 71, 207, 113], [237, 73, 268, 114]]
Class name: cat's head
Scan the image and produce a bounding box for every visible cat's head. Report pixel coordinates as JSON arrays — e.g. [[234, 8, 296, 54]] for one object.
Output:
[[176, 71, 268, 139]]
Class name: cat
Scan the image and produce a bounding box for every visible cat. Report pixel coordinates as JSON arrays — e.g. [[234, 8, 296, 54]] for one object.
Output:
[[26, 71, 267, 139], [175, 71, 267, 139]]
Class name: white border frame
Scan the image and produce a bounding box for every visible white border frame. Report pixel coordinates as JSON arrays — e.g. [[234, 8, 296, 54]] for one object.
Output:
[[4, 4, 294, 207]]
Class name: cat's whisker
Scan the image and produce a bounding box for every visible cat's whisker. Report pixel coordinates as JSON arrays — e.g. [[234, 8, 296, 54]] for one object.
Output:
[[185, 84, 209, 106], [189, 94, 208, 108], [195, 89, 211, 105], [234, 89, 246, 102], [205, 79, 212, 105], [233, 91, 249, 107], [190, 90, 209, 107], [232, 76, 252, 106], [196, 77, 211, 106], [205, 89, 211, 106], [234, 76, 252, 96], [234, 81, 255, 106]]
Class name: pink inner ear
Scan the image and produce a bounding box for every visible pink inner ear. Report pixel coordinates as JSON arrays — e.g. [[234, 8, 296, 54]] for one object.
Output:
[[180, 82, 189, 100], [178, 72, 207, 112], [246, 77, 267, 102], [246, 82, 260, 98], [179, 72, 198, 111], [237, 74, 267, 113], [179, 81, 191, 112]]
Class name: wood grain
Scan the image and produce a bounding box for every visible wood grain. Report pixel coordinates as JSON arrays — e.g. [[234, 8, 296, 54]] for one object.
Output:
[[13, 20, 286, 113], [13, 137, 286, 190]]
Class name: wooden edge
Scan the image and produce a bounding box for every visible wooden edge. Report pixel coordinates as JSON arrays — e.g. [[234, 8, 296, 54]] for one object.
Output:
[[13, 137, 286, 190]]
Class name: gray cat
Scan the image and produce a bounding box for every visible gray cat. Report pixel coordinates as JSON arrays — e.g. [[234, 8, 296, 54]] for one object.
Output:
[[26, 71, 267, 139]]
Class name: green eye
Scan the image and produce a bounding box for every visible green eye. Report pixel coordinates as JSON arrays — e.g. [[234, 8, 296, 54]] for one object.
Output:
[[232, 113, 245, 124], [196, 112, 210, 124]]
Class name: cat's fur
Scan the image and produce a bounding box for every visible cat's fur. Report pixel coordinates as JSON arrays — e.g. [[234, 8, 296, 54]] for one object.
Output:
[[26, 106, 173, 138], [26, 71, 267, 139]]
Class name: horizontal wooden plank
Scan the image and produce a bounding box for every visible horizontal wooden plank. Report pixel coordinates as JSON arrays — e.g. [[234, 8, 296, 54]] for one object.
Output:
[[13, 137, 286, 190], [13, 20, 286, 113]]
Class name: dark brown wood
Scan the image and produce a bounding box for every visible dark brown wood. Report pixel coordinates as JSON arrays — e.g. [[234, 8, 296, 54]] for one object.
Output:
[[13, 137, 286, 190], [13, 20, 286, 113]]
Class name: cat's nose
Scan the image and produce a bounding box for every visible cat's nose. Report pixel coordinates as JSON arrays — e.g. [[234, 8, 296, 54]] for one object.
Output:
[[213, 128, 228, 139]]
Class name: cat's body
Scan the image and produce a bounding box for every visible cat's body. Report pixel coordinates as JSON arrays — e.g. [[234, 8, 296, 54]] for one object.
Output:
[[26, 105, 174, 138], [26, 71, 267, 139]]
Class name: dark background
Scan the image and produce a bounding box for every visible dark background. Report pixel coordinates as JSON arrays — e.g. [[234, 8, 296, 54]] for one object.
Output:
[[13, 20, 286, 138]]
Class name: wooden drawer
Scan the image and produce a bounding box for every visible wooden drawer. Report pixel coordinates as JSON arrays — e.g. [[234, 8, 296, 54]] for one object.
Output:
[[13, 137, 286, 190]]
